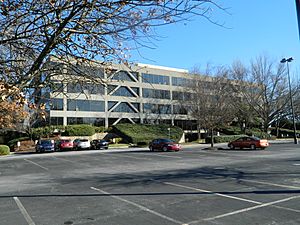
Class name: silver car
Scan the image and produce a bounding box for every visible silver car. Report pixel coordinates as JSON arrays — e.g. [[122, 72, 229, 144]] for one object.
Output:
[[73, 139, 91, 150]]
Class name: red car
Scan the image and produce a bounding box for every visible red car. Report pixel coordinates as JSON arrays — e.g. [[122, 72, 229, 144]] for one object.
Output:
[[55, 139, 74, 151], [228, 136, 269, 150], [149, 138, 182, 152]]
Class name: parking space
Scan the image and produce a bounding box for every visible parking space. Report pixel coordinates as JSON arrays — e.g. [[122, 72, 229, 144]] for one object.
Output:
[[0, 143, 299, 225]]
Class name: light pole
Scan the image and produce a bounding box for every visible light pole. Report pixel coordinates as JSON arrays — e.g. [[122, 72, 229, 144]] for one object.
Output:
[[280, 57, 298, 144]]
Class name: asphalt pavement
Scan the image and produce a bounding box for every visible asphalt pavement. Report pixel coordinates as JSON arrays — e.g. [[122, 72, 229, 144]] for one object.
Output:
[[0, 141, 299, 225]]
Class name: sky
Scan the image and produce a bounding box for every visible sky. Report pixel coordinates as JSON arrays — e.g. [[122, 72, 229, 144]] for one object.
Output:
[[129, 0, 300, 76]]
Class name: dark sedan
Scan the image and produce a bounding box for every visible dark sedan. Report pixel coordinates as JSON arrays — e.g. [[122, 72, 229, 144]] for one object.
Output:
[[149, 138, 181, 152], [36, 139, 55, 153], [91, 139, 109, 150]]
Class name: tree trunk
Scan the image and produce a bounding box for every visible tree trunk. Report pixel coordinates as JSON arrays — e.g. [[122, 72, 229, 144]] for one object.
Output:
[[210, 128, 214, 148], [197, 123, 201, 141]]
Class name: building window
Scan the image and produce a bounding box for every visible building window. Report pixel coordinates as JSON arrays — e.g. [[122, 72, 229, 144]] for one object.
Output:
[[67, 117, 104, 125], [68, 65, 104, 78], [173, 105, 188, 115], [110, 70, 138, 82], [67, 99, 104, 112], [109, 102, 139, 113], [50, 98, 63, 110], [67, 83, 104, 94], [172, 91, 192, 101], [172, 77, 188, 86], [143, 103, 171, 114], [142, 73, 170, 85], [50, 117, 63, 125], [112, 102, 136, 113], [111, 86, 136, 97], [142, 88, 170, 99]]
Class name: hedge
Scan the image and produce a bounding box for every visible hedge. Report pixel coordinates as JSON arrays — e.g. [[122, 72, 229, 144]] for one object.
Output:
[[94, 126, 112, 133], [205, 135, 247, 144], [63, 124, 95, 136], [0, 145, 10, 155], [31, 125, 65, 140], [112, 124, 183, 145]]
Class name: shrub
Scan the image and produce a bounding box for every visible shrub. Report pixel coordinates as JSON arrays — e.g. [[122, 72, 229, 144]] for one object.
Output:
[[94, 126, 106, 133], [63, 125, 95, 136], [205, 135, 246, 144], [30, 125, 65, 140], [0, 145, 10, 155], [112, 123, 183, 145]]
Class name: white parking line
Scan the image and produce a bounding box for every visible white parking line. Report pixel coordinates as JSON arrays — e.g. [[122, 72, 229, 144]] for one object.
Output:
[[164, 182, 261, 204], [238, 178, 300, 190], [203, 195, 300, 221], [13, 197, 36, 225], [90, 187, 184, 225], [24, 159, 48, 171]]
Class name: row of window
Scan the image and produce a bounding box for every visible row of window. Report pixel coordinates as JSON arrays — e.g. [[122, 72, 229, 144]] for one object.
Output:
[[51, 98, 187, 114], [142, 73, 170, 85], [50, 116, 196, 130], [108, 102, 139, 113], [67, 83, 105, 94], [52, 75, 189, 95], [67, 99, 105, 112], [58, 63, 190, 85]]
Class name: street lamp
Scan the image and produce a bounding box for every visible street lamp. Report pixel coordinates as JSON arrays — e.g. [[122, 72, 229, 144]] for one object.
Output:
[[280, 57, 298, 144]]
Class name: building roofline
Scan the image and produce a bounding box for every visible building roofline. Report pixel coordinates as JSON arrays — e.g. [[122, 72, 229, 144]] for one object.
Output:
[[137, 63, 189, 73]]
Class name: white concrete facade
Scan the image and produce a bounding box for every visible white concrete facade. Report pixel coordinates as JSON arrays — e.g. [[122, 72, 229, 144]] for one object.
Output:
[[49, 62, 196, 129]]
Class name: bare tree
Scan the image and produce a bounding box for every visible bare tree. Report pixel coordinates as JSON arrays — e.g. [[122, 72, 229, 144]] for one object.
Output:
[[0, 0, 226, 97], [0, 1, 228, 129], [183, 65, 234, 148], [229, 55, 296, 133]]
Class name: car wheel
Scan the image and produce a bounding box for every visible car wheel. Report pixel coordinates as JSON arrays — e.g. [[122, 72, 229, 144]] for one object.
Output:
[[229, 144, 235, 150], [105, 147, 108, 150], [250, 144, 256, 150], [162, 146, 168, 152]]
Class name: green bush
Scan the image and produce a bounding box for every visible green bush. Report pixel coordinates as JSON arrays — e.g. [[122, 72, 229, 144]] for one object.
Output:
[[63, 125, 95, 136], [94, 126, 106, 133], [220, 126, 243, 135], [31, 125, 65, 140], [112, 123, 183, 145], [0, 145, 10, 155], [205, 135, 247, 144]]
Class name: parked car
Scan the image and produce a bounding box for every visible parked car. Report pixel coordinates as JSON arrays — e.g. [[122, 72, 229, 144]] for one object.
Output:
[[149, 138, 182, 152], [228, 136, 269, 150], [73, 139, 91, 150], [35, 139, 55, 153], [55, 139, 74, 151], [90, 139, 109, 150]]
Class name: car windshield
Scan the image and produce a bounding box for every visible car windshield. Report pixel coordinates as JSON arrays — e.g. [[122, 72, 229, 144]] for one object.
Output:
[[161, 139, 174, 143], [252, 137, 260, 140], [80, 139, 89, 142], [40, 140, 52, 145]]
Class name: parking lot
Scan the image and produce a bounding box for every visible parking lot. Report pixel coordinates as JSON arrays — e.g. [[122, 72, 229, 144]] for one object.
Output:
[[0, 143, 300, 225]]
